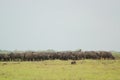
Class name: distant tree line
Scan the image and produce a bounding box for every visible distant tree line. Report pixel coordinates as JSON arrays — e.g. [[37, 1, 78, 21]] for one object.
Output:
[[0, 50, 115, 61]]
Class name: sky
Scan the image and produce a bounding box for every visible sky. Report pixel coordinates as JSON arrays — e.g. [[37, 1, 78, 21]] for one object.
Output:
[[0, 0, 120, 51]]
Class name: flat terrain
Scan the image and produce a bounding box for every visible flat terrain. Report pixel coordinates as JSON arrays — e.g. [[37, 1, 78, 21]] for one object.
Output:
[[0, 60, 120, 80]]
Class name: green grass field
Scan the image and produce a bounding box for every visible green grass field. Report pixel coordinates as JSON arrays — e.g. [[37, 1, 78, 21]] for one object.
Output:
[[0, 60, 120, 80]]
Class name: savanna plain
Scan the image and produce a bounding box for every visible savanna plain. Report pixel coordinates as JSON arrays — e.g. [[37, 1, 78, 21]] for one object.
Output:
[[0, 59, 120, 80]]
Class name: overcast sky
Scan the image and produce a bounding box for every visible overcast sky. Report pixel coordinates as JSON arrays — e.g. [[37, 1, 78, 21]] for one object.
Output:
[[0, 0, 120, 51]]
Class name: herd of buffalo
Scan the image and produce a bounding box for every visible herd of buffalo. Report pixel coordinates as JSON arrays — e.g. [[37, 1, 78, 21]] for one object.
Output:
[[0, 50, 115, 61]]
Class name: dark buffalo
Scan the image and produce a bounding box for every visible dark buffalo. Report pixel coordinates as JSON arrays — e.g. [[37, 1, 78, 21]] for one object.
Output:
[[71, 61, 76, 64]]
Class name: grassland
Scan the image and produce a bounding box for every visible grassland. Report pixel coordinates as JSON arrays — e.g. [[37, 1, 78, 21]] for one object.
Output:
[[0, 60, 120, 80]]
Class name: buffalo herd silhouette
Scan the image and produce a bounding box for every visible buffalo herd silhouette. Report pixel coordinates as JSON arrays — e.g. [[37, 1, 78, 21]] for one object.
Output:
[[0, 50, 115, 61]]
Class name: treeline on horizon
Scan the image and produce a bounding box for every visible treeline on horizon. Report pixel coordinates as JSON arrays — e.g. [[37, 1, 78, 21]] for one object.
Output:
[[0, 49, 116, 61]]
